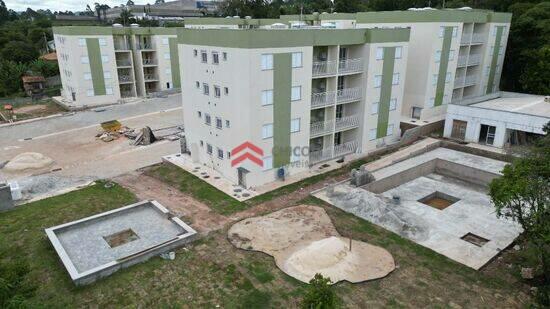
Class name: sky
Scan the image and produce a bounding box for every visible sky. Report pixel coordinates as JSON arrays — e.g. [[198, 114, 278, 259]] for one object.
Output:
[[4, 0, 150, 12]]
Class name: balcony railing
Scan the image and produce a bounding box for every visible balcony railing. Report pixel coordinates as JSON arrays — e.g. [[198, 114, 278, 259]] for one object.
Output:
[[471, 33, 485, 44], [335, 115, 360, 131], [336, 87, 361, 103], [118, 75, 133, 83], [464, 75, 478, 87], [116, 60, 132, 67], [312, 60, 337, 77], [137, 43, 153, 50], [310, 119, 334, 137], [142, 59, 157, 65], [309, 140, 358, 165], [460, 34, 471, 45], [311, 91, 336, 109], [467, 54, 482, 65], [338, 58, 363, 74], [144, 74, 158, 81], [114, 43, 131, 50]]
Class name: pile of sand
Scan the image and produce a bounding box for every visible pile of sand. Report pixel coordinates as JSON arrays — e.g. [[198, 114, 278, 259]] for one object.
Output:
[[228, 205, 395, 284], [3, 152, 54, 172]]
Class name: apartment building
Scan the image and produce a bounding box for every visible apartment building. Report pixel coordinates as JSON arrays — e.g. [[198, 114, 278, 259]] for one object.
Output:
[[54, 26, 181, 107], [178, 27, 410, 187], [281, 9, 512, 122]]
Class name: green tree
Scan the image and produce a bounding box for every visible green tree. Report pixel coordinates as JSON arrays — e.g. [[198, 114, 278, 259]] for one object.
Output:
[[0, 41, 38, 63], [301, 273, 338, 309], [0, 60, 28, 96], [489, 122, 550, 284], [519, 45, 550, 94], [0, 0, 9, 24]]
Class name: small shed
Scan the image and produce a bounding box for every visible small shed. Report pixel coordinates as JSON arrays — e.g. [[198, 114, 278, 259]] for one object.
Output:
[[22, 75, 46, 98]]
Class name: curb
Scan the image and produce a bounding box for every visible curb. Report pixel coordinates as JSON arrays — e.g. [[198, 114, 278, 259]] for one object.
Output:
[[0, 112, 75, 128]]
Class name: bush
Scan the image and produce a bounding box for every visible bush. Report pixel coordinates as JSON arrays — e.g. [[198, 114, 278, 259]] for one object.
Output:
[[301, 274, 338, 309]]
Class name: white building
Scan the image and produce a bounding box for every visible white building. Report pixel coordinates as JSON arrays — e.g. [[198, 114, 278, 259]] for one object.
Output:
[[54, 26, 181, 108], [444, 92, 550, 148]]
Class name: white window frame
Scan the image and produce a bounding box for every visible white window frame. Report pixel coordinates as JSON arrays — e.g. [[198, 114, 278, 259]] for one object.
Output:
[[99, 38, 106, 46], [291, 52, 303, 68], [374, 75, 382, 88], [78, 38, 86, 46], [369, 128, 377, 141], [203, 83, 209, 95], [428, 97, 435, 108], [164, 53, 170, 60], [201, 50, 207, 63], [84, 72, 92, 80], [389, 98, 397, 111], [214, 85, 221, 98], [261, 54, 273, 70], [262, 123, 273, 139], [445, 72, 451, 83], [106, 87, 113, 95], [433, 74, 438, 86], [86, 89, 94, 97], [212, 51, 219, 64], [371, 102, 379, 115], [376, 47, 384, 60], [101, 55, 109, 63], [291, 118, 300, 133], [387, 124, 394, 136], [291, 86, 301, 101], [395, 46, 402, 59], [392, 73, 400, 85], [103, 71, 111, 79], [263, 156, 273, 171], [217, 148, 224, 159], [215, 117, 222, 129], [162, 38, 169, 45], [439, 26, 445, 38], [435, 50, 441, 63], [261, 89, 273, 106], [80, 56, 89, 64]]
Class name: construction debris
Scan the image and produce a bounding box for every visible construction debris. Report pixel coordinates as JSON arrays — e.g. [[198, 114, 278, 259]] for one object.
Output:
[[96, 121, 183, 146], [3, 152, 54, 172]]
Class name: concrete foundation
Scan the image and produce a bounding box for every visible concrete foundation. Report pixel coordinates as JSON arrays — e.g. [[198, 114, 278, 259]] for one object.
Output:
[[0, 183, 13, 211], [45, 200, 197, 285]]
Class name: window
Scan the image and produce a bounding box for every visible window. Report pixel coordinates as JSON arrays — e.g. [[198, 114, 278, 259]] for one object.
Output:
[[291, 118, 300, 133], [261, 90, 273, 106], [212, 52, 219, 64], [222, 52, 227, 61], [262, 156, 273, 170], [197, 111, 202, 118], [106, 87, 113, 95], [206, 144, 213, 155], [205, 114, 211, 125], [84, 72, 92, 80], [292, 52, 303, 68], [439, 26, 445, 38], [164, 53, 170, 60], [201, 50, 207, 63], [217, 148, 224, 159], [452, 27, 458, 37], [369, 128, 377, 140], [387, 124, 394, 136], [262, 124, 273, 139], [165, 68, 172, 75], [227, 151, 231, 159], [374, 75, 382, 88], [224, 87, 229, 95], [261, 54, 273, 70], [485, 66, 490, 77], [101, 55, 108, 63], [376, 47, 384, 60], [412, 107, 422, 119], [446, 72, 451, 83], [200, 140, 204, 147], [428, 97, 435, 107], [214, 85, 221, 98], [371, 102, 379, 115], [78, 38, 86, 46], [216, 117, 222, 129], [193, 49, 198, 57], [291, 86, 301, 101], [162, 38, 169, 45], [435, 50, 441, 62], [203, 83, 209, 95], [225, 120, 230, 128], [103, 71, 111, 79], [433, 74, 438, 86], [86, 89, 94, 97], [195, 81, 200, 88], [81, 56, 89, 64], [389, 98, 397, 110], [392, 73, 400, 85], [449, 50, 455, 61], [395, 46, 402, 59], [99, 38, 106, 46]]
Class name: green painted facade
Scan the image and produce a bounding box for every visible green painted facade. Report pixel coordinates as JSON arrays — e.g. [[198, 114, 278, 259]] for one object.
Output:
[[168, 38, 181, 88], [53, 26, 177, 36], [272, 53, 292, 168], [85, 38, 106, 96], [486, 26, 504, 94], [376, 47, 396, 139], [177, 28, 410, 48], [434, 27, 453, 106]]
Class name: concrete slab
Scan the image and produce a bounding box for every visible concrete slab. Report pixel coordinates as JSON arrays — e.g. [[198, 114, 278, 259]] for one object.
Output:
[[45, 200, 197, 285], [313, 148, 522, 270]]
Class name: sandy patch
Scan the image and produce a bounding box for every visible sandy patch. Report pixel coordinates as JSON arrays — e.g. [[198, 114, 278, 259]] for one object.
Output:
[[228, 205, 395, 284], [3, 152, 54, 172], [14, 105, 47, 114]]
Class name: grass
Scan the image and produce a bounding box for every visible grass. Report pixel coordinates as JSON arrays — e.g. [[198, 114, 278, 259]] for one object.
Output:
[[0, 181, 533, 307]]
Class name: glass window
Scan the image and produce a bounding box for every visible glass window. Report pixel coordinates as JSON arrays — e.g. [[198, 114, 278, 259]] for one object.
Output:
[[86, 89, 94, 97], [214, 85, 221, 98], [212, 52, 219, 64], [216, 117, 222, 129], [261, 90, 273, 106], [101, 55, 109, 63], [103, 71, 111, 79], [217, 148, 224, 159], [428, 97, 435, 107], [292, 52, 302, 68], [262, 124, 273, 139], [78, 38, 86, 46], [291, 118, 300, 133], [99, 38, 106, 46], [164, 53, 170, 60], [449, 50, 455, 61], [263, 156, 273, 170], [225, 120, 230, 128], [291, 86, 301, 101], [222, 52, 227, 61], [439, 26, 445, 38], [81, 56, 89, 64], [387, 124, 394, 136], [106, 87, 113, 95], [392, 73, 400, 85], [435, 50, 441, 62], [371, 102, 379, 115], [374, 75, 382, 88], [197, 111, 202, 118], [162, 38, 169, 45], [84, 72, 91, 80], [395, 46, 402, 59], [369, 128, 377, 140], [203, 83, 209, 95], [205, 114, 211, 125], [201, 50, 207, 63], [412, 107, 422, 119], [433, 74, 438, 85], [261, 54, 273, 70], [376, 47, 384, 60], [195, 81, 200, 88], [224, 87, 229, 95], [446, 72, 451, 83], [193, 49, 198, 57], [389, 98, 397, 110], [452, 27, 458, 37], [206, 144, 212, 155]]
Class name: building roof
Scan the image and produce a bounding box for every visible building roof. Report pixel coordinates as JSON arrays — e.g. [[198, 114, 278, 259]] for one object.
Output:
[[22, 76, 46, 83], [469, 92, 550, 118]]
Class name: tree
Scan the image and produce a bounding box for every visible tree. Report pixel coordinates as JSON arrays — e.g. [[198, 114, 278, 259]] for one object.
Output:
[[0, 60, 28, 96], [126, 0, 135, 5], [0, 0, 9, 24], [301, 273, 338, 309], [519, 45, 550, 95], [489, 122, 550, 285], [0, 41, 38, 63], [155, 0, 165, 4]]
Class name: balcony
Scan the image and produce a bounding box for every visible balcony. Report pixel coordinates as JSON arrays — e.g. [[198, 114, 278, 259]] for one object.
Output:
[[454, 77, 465, 88], [464, 75, 478, 87], [467, 54, 482, 66], [309, 140, 358, 165], [460, 34, 471, 45], [311, 91, 336, 109], [312, 60, 337, 77], [142, 59, 157, 66], [114, 42, 131, 51], [118, 75, 133, 83], [338, 58, 363, 74], [335, 115, 360, 131], [144, 74, 158, 82], [457, 55, 468, 67], [336, 87, 361, 103], [310, 119, 334, 137], [116, 60, 132, 67], [137, 43, 154, 50], [471, 33, 485, 44]]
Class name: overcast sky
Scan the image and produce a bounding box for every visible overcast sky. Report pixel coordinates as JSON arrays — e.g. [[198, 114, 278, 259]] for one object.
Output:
[[4, 0, 150, 12]]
